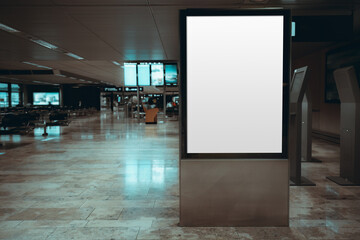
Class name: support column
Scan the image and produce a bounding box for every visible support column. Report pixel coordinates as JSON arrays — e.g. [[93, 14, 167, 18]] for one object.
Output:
[[8, 83, 11, 107], [59, 85, 64, 107], [23, 85, 28, 105], [137, 86, 140, 122], [163, 84, 167, 119]]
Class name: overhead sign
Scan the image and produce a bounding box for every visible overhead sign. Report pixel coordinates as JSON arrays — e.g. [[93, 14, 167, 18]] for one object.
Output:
[[125, 87, 143, 92], [104, 87, 122, 92]]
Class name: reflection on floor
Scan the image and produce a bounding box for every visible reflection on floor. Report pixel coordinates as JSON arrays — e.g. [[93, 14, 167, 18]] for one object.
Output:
[[0, 111, 359, 239]]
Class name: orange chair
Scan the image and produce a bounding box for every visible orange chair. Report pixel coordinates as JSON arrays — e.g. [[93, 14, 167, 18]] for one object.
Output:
[[142, 105, 159, 124]]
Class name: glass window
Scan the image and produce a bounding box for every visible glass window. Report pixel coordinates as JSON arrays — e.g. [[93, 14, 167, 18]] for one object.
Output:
[[138, 64, 150, 86], [151, 63, 164, 86], [165, 64, 178, 85], [124, 63, 137, 86], [11, 84, 20, 92], [0, 92, 9, 107], [0, 83, 8, 91], [11, 92, 20, 106]]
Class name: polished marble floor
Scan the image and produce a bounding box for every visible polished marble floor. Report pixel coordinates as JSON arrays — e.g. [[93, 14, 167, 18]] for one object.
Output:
[[0, 111, 359, 239]]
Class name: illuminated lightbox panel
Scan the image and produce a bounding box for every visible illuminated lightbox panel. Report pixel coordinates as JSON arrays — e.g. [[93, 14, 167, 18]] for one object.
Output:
[[183, 10, 289, 156], [33, 92, 60, 105]]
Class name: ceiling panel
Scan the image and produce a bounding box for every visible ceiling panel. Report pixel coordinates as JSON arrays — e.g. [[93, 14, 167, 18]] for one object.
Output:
[[0, 1, 358, 87], [0, 31, 68, 61], [0, 0, 54, 6], [0, 7, 125, 61], [151, 6, 181, 60], [149, 0, 243, 4], [0, 75, 81, 85], [151, 6, 180, 36], [0, 61, 51, 70], [158, 36, 179, 60], [68, 6, 167, 60], [52, 0, 147, 5], [270, 0, 358, 10], [150, 0, 358, 8], [12, 75, 83, 84], [31, 60, 123, 86], [83, 60, 124, 84]]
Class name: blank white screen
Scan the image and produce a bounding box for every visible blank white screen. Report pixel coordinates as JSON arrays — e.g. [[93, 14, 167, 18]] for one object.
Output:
[[186, 16, 283, 153]]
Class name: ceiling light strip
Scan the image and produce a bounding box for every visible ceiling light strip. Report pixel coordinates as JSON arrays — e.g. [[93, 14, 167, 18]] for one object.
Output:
[[65, 52, 84, 60], [30, 39, 58, 50], [0, 23, 19, 33], [22, 61, 52, 69], [0, 22, 86, 61]]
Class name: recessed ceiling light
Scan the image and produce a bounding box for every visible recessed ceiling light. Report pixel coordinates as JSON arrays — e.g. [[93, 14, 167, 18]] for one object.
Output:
[[112, 61, 121, 66], [55, 74, 66, 78], [65, 52, 84, 60], [79, 79, 86, 82], [22, 61, 52, 69], [69, 77, 77, 80], [30, 39, 58, 50], [0, 23, 20, 33]]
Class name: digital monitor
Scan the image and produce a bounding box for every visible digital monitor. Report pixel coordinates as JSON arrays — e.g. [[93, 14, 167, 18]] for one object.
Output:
[[33, 92, 59, 105], [184, 12, 288, 155], [165, 64, 178, 85], [124, 63, 137, 86], [138, 64, 151, 86], [151, 63, 164, 86]]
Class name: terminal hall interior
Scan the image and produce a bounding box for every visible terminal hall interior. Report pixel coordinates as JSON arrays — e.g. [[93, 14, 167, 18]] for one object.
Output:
[[0, 1, 360, 239]]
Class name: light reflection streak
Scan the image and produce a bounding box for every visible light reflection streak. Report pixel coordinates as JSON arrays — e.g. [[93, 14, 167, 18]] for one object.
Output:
[[125, 163, 166, 185], [34, 126, 61, 136]]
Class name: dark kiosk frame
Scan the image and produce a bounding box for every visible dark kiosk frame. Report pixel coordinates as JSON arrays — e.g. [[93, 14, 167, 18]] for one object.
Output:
[[179, 9, 291, 160]]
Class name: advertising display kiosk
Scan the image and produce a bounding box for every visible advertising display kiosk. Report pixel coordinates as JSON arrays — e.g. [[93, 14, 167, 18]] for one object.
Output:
[[179, 9, 290, 226]]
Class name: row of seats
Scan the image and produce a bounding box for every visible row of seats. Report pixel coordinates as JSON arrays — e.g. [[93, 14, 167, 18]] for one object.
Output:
[[0, 106, 97, 134]]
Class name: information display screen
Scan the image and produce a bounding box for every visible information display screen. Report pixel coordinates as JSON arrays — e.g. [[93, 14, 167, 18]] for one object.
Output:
[[165, 64, 178, 85], [33, 92, 60, 105], [151, 64, 164, 86], [124, 63, 137, 86], [186, 15, 285, 154], [138, 64, 151, 86]]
